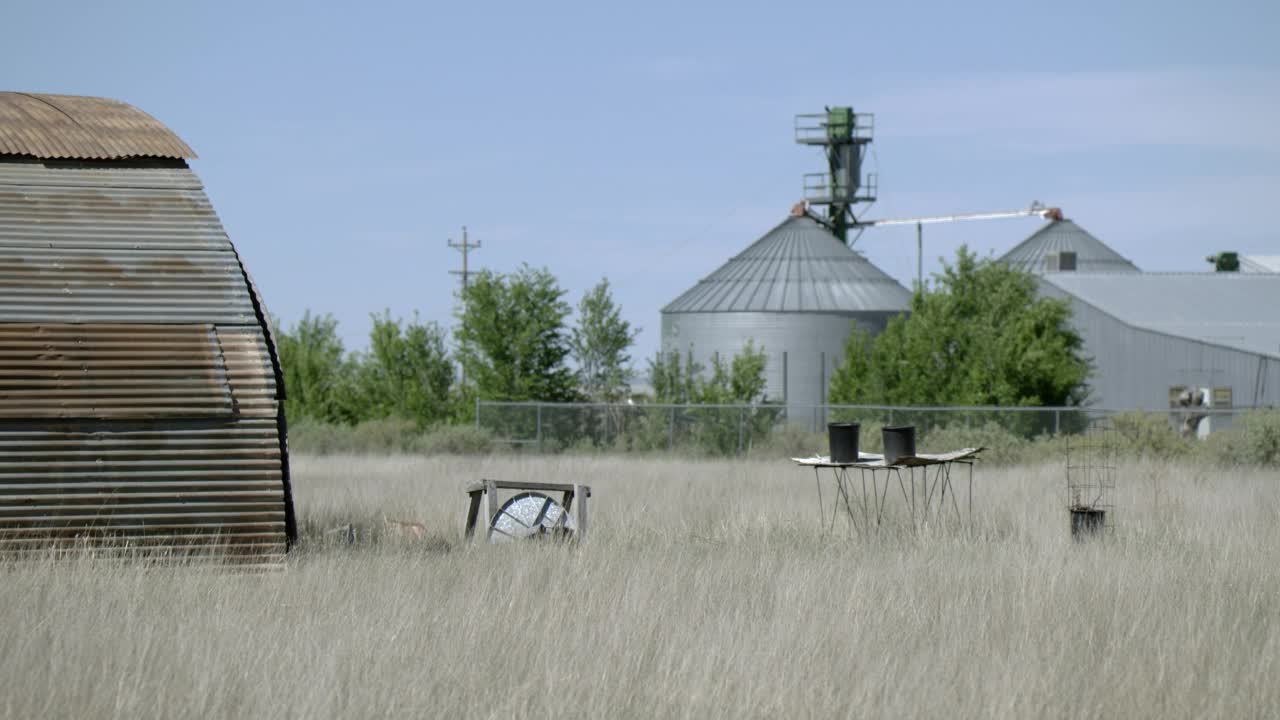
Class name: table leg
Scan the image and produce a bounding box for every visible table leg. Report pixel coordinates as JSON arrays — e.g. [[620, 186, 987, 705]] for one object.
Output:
[[814, 467, 825, 532]]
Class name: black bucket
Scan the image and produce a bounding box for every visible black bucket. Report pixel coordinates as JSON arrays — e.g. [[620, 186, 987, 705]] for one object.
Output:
[[828, 422, 860, 464], [1070, 508, 1106, 539], [882, 425, 916, 465]]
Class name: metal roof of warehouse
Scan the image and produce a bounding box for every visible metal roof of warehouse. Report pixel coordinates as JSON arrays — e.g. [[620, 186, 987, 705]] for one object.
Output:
[[1242, 255, 1280, 273], [1041, 272, 1280, 358], [1001, 219, 1139, 274], [0, 92, 195, 159], [663, 214, 912, 314]]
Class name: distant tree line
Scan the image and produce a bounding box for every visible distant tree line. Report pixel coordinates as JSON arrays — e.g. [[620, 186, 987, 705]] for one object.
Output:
[[277, 247, 1089, 432], [278, 268, 659, 427]]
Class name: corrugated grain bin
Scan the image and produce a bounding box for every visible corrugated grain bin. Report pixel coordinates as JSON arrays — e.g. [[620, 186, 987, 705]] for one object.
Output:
[[660, 214, 911, 426], [0, 92, 295, 565]]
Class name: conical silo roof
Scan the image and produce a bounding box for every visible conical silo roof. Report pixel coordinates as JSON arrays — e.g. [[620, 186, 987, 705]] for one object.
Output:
[[1000, 219, 1139, 274], [663, 215, 912, 313]]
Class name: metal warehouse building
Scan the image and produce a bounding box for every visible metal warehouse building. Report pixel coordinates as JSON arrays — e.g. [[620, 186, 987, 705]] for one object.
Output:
[[1000, 218, 1279, 411], [661, 211, 911, 419], [1241, 255, 1280, 274], [0, 92, 294, 563], [1037, 272, 1280, 410]]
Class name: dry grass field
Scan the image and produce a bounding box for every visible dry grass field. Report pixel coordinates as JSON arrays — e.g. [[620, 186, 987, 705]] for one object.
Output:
[[2, 454, 1278, 719]]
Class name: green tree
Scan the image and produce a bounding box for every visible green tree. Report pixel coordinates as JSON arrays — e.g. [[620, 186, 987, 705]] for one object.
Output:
[[698, 340, 770, 404], [649, 341, 770, 404], [352, 311, 455, 427], [275, 311, 355, 423], [646, 341, 774, 454], [826, 326, 874, 408], [571, 278, 638, 401], [829, 246, 1089, 408], [648, 350, 703, 403], [456, 265, 578, 402]]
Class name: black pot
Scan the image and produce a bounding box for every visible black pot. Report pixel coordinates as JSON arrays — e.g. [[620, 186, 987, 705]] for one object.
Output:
[[882, 425, 916, 465], [828, 422, 860, 464], [1070, 508, 1106, 539]]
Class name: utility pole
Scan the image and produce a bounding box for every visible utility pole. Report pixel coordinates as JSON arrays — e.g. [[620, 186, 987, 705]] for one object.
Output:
[[449, 226, 481, 387], [916, 222, 923, 293], [448, 225, 481, 294]]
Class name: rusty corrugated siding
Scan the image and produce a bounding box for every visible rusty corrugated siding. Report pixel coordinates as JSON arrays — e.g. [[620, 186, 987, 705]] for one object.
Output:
[[0, 324, 235, 419], [0, 153, 290, 565], [0, 93, 195, 160], [0, 163, 256, 323]]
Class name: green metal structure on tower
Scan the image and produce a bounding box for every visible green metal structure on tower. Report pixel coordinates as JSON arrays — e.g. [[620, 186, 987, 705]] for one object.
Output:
[[795, 106, 877, 243]]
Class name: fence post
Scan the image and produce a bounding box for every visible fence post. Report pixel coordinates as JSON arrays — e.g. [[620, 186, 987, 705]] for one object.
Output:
[[668, 407, 675, 451], [1055, 409, 1061, 436], [474, 397, 481, 428], [737, 408, 745, 457], [536, 403, 544, 453]]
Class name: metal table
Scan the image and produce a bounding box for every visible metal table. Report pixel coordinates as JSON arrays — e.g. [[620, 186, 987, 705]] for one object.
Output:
[[793, 449, 981, 535]]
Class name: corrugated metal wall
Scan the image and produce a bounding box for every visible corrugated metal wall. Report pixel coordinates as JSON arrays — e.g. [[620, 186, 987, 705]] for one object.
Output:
[[0, 159, 290, 565], [660, 310, 896, 428], [1040, 284, 1280, 409]]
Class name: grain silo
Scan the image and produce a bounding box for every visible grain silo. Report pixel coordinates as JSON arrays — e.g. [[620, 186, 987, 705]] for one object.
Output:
[[659, 107, 911, 425], [1000, 218, 1140, 274], [661, 207, 911, 423], [0, 92, 294, 564]]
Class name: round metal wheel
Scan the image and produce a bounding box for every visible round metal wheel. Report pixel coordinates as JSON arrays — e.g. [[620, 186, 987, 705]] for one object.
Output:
[[489, 491, 576, 542]]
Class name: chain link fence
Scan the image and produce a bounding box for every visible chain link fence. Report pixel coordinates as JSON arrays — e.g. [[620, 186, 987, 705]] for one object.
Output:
[[476, 401, 1256, 456]]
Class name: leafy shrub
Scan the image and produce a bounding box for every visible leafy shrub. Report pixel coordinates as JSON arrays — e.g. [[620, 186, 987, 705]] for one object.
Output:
[[747, 423, 826, 459], [349, 417, 424, 453], [921, 422, 1029, 465], [1109, 411, 1191, 459], [411, 424, 494, 455], [1202, 409, 1280, 467], [288, 417, 493, 455]]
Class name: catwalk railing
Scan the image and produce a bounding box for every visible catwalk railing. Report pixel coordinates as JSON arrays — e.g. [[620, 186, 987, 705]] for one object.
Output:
[[475, 401, 1256, 456]]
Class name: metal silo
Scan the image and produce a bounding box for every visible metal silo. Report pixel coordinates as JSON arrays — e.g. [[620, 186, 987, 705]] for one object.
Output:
[[661, 210, 911, 425], [1001, 218, 1140, 274]]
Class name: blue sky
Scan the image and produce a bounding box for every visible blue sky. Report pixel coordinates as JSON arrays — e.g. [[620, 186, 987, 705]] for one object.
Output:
[[4, 0, 1278, 364]]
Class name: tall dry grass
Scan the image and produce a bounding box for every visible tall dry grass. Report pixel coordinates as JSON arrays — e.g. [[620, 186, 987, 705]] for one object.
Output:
[[1, 455, 1277, 718]]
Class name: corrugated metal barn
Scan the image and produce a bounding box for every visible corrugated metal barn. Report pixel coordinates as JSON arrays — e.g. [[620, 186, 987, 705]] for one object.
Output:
[[661, 212, 911, 421], [1037, 272, 1280, 410], [0, 92, 294, 563]]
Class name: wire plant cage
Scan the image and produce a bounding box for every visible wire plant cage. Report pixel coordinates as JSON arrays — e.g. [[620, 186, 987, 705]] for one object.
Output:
[[1065, 416, 1118, 539]]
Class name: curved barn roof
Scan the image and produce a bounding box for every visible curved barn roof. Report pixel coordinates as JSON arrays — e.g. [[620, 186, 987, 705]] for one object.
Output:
[[663, 214, 912, 314], [0, 92, 195, 160], [1000, 219, 1139, 274]]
